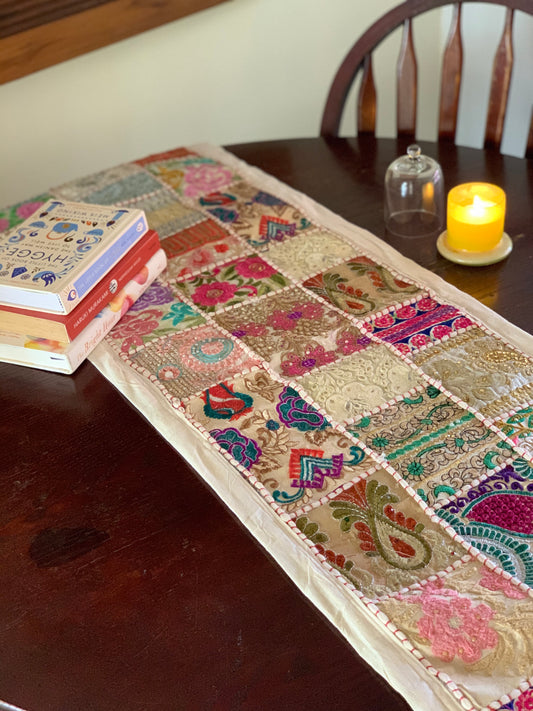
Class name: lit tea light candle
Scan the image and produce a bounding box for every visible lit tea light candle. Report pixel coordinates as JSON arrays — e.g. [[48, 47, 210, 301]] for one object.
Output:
[[446, 182, 506, 252]]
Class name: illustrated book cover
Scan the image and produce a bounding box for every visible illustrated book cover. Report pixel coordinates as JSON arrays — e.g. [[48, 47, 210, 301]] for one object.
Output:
[[0, 199, 148, 314], [0, 248, 167, 374], [0, 228, 161, 342]]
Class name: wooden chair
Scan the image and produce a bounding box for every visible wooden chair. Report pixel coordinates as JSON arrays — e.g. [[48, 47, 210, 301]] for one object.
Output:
[[320, 0, 533, 156]]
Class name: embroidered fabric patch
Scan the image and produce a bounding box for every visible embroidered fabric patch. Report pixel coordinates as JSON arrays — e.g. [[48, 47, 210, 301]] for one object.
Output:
[[413, 327, 533, 419], [438, 460, 533, 585], [107, 279, 206, 355], [266, 230, 357, 279], [348, 385, 512, 507], [142, 153, 239, 198], [214, 287, 369, 377], [175, 253, 290, 313], [192, 181, 315, 249], [302, 255, 423, 318], [183, 368, 370, 514], [365, 296, 475, 355], [52, 162, 163, 204], [124, 189, 206, 240], [294, 468, 465, 598], [378, 560, 533, 707], [297, 345, 424, 423], [129, 324, 261, 401]]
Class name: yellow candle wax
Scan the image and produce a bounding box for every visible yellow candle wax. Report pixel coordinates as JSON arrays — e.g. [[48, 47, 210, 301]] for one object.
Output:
[[446, 182, 506, 252]]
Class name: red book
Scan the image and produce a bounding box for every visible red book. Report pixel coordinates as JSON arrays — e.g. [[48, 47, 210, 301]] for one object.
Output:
[[0, 229, 161, 342]]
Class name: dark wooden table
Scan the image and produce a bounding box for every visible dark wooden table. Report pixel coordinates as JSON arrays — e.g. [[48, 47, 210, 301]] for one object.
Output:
[[2, 137, 532, 711]]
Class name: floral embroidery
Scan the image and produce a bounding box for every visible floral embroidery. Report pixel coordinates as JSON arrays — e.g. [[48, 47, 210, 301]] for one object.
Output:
[[414, 579, 498, 663], [276, 386, 329, 431], [176, 254, 288, 312], [210, 427, 262, 468]]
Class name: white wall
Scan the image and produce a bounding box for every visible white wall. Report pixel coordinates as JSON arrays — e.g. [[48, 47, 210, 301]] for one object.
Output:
[[1, 0, 531, 208]]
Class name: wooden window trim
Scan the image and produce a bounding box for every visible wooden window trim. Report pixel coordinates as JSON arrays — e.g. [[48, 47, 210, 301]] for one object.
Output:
[[0, 0, 229, 85]]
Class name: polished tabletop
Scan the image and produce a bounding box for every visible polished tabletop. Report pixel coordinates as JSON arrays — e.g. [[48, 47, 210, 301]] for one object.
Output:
[[2, 136, 532, 711]]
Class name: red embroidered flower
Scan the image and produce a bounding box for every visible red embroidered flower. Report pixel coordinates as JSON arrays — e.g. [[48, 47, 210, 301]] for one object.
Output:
[[233, 256, 277, 279], [192, 281, 239, 306], [395, 305, 417, 320]]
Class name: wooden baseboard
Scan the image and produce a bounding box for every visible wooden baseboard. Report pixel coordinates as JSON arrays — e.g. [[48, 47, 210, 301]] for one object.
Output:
[[0, 0, 229, 85]]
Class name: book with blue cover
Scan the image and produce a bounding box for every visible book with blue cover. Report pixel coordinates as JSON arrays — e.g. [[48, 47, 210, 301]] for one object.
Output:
[[0, 199, 148, 314]]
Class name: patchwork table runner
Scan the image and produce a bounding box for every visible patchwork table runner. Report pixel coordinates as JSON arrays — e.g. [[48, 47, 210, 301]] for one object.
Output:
[[6, 144, 533, 711]]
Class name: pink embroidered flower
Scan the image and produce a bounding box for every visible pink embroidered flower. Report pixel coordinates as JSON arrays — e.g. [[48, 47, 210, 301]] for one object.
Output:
[[417, 580, 498, 664], [431, 324, 453, 340], [373, 314, 395, 329], [183, 165, 233, 198], [454, 316, 474, 331], [416, 297, 437, 311], [281, 345, 336, 376], [336, 329, 366, 355], [394, 342, 412, 356], [409, 333, 430, 349], [233, 256, 277, 279], [395, 305, 417, 320], [271, 301, 323, 331], [16, 200, 45, 220], [516, 688, 533, 711], [110, 309, 162, 351], [158, 365, 181, 380], [192, 281, 239, 307], [232, 322, 268, 339], [479, 568, 528, 599]]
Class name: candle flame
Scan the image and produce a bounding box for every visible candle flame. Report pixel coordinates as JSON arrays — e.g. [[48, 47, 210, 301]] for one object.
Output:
[[470, 194, 496, 217]]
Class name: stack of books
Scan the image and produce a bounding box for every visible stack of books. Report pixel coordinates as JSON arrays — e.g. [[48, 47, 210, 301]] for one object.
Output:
[[0, 199, 167, 374]]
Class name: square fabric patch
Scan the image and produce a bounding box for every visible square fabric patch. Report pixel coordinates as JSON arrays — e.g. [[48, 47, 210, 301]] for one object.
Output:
[[52, 162, 163, 204], [493, 404, 533, 459], [106, 279, 206, 355], [378, 560, 533, 708], [175, 254, 290, 313], [348, 385, 513, 507], [365, 296, 474, 355], [297, 344, 424, 423], [294, 468, 465, 598], [128, 324, 261, 400], [214, 287, 369, 378], [160, 218, 234, 260], [438, 460, 533, 586], [142, 154, 239, 198], [266, 230, 357, 280], [302, 255, 422, 319], [125, 190, 205, 239], [193, 180, 315, 249], [413, 327, 533, 419], [183, 368, 371, 515]]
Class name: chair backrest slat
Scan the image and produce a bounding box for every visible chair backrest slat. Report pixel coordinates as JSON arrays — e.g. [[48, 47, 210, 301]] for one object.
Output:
[[438, 3, 463, 140], [397, 19, 417, 136], [526, 109, 533, 158], [357, 54, 377, 134], [321, 0, 533, 157], [484, 7, 514, 149]]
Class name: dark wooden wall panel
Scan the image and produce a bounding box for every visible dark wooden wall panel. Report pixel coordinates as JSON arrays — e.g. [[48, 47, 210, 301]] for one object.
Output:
[[0, 0, 230, 85]]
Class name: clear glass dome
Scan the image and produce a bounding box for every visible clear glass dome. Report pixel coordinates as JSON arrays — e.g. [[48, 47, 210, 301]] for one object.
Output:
[[384, 144, 445, 237]]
